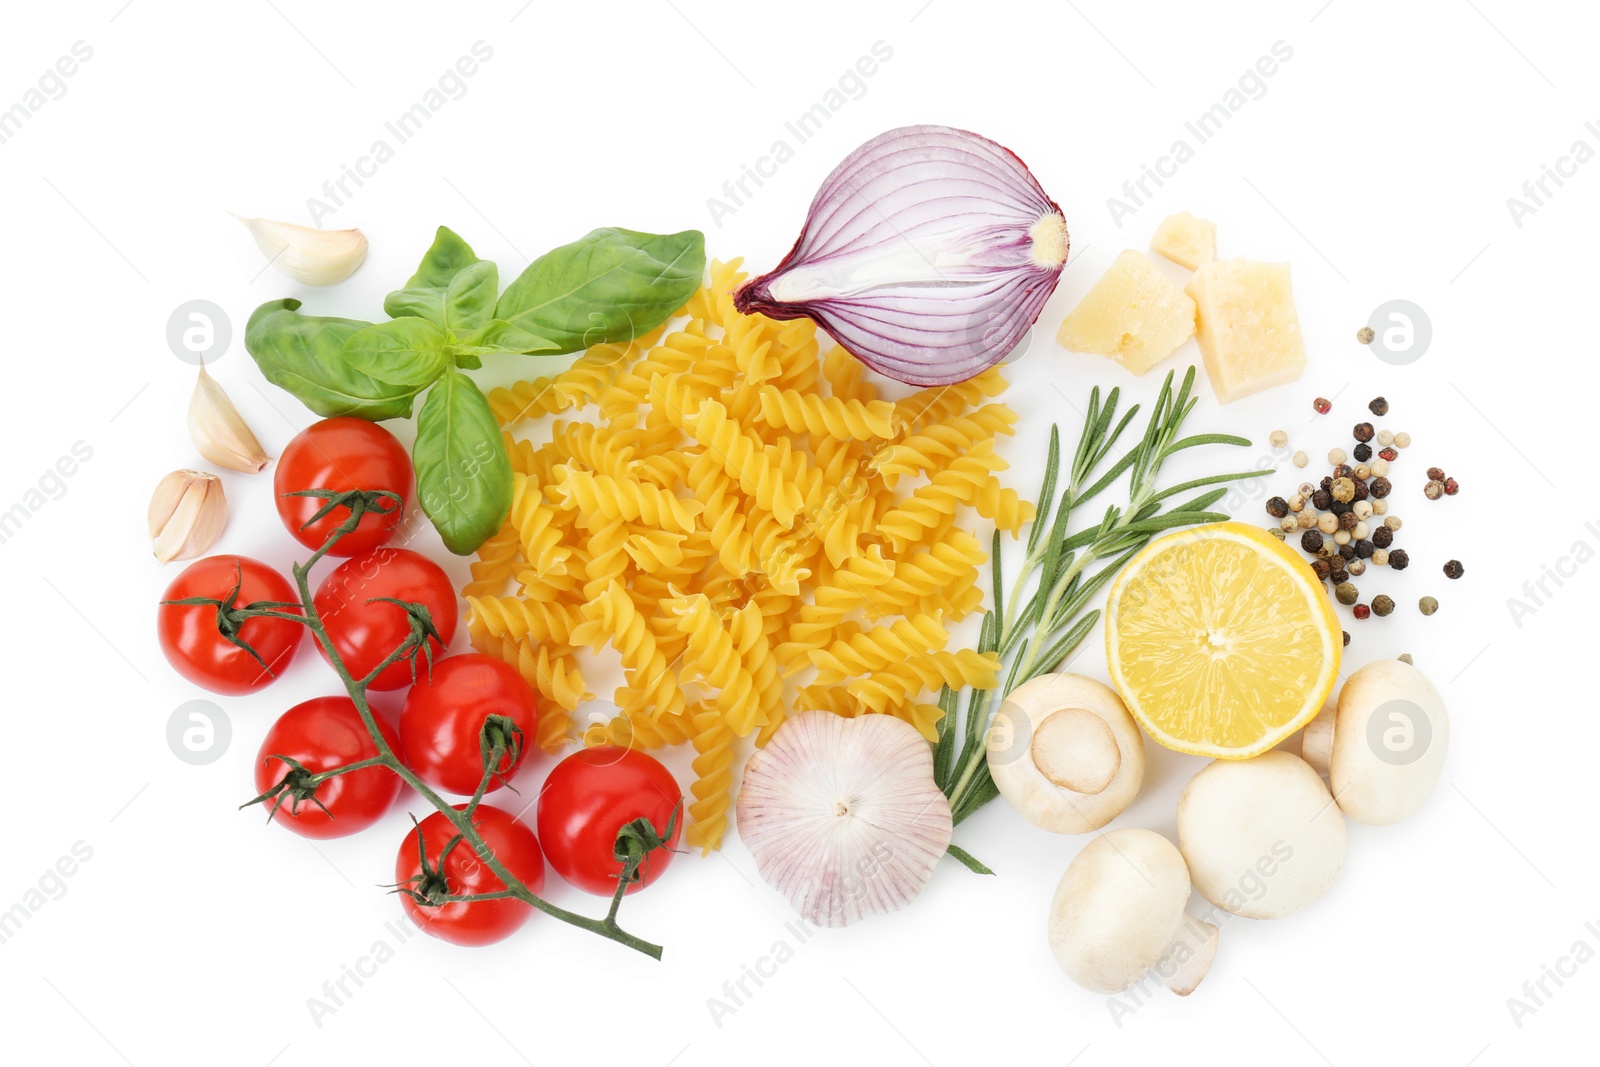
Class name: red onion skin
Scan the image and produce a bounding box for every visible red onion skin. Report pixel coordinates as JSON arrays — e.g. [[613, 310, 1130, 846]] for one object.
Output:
[[734, 125, 1067, 387]]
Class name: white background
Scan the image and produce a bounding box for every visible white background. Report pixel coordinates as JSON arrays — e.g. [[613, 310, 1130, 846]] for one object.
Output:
[[1, 1, 1593, 1064]]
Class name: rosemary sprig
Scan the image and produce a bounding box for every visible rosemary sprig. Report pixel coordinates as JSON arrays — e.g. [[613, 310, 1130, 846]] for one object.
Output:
[[936, 367, 1268, 832]]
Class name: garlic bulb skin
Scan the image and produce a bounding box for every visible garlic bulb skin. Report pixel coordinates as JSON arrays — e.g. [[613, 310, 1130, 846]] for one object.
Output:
[[148, 470, 227, 563], [736, 711, 952, 928], [189, 366, 271, 473], [232, 214, 367, 286]]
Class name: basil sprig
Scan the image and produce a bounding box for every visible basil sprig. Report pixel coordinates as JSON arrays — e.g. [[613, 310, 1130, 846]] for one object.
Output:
[[245, 225, 705, 554]]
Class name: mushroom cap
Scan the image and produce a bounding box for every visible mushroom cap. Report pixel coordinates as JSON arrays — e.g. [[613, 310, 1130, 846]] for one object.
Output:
[[1177, 750, 1346, 920], [1048, 828, 1191, 993], [987, 673, 1146, 833], [736, 711, 952, 928], [1330, 659, 1449, 825]]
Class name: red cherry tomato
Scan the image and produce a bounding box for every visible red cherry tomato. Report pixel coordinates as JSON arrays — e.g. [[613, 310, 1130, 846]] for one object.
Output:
[[157, 554, 304, 695], [254, 696, 402, 839], [312, 548, 458, 691], [536, 747, 682, 896], [274, 418, 413, 557], [395, 804, 545, 946], [399, 654, 541, 796]]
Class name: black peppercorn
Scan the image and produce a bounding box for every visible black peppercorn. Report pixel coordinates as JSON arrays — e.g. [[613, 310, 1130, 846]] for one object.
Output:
[[1368, 397, 1388, 416], [1338, 510, 1359, 531], [1330, 499, 1352, 516], [1444, 559, 1464, 579], [1341, 630, 1351, 647], [1333, 464, 1354, 480], [1369, 477, 1392, 498], [1311, 489, 1332, 510], [1352, 479, 1370, 502], [1301, 530, 1324, 553], [1320, 476, 1334, 491], [1338, 543, 1355, 560], [1354, 539, 1375, 559], [1353, 422, 1375, 442], [1353, 442, 1372, 462], [1311, 558, 1331, 581], [1372, 525, 1393, 549], [1388, 548, 1410, 570], [1266, 496, 1289, 518]]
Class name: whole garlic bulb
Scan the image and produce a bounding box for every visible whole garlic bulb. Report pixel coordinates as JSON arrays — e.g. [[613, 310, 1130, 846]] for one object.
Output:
[[736, 711, 952, 927]]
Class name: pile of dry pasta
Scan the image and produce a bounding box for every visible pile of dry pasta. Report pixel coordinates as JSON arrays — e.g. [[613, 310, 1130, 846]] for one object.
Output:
[[463, 259, 1033, 852]]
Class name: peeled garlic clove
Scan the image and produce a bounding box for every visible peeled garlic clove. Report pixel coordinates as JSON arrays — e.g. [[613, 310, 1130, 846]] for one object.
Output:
[[232, 213, 367, 286], [736, 710, 952, 928], [189, 366, 271, 473], [149, 470, 227, 562]]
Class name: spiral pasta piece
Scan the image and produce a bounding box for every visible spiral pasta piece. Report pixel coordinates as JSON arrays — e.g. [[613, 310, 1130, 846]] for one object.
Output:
[[552, 468, 703, 533], [673, 595, 764, 737], [653, 377, 804, 527], [756, 386, 897, 441], [467, 595, 585, 646], [573, 582, 684, 724], [875, 441, 1007, 551], [686, 702, 735, 853]]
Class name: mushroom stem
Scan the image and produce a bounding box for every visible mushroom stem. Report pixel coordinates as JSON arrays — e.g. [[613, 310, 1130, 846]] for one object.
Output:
[[1031, 708, 1120, 794], [1300, 703, 1336, 778], [1161, 919, 1219, 996]]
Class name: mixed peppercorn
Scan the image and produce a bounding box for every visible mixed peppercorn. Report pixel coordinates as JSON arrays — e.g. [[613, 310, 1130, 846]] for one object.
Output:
[[1266, 395, 1463, 626]]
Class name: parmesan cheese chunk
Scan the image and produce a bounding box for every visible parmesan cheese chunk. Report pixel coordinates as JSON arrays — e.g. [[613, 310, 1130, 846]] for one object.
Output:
[[1056, 250, 1196, 376], [1150, 212, 1217, 270], [1185, 258, 1307, 404]]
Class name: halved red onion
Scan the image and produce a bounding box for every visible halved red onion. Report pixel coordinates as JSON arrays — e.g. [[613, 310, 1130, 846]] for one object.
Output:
[[734, 124, 1068, 387]]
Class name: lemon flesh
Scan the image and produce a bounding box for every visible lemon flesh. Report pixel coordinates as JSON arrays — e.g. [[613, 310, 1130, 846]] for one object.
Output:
[[1106, 522, 1340, 759]]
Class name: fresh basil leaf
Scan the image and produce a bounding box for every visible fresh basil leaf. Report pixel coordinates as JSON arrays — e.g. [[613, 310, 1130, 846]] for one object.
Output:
[[245, 299, 421, 421], [451, 349, 484, 370], [413, 370, 512, 555], [443, 260, 499, 334], [404, 225, 479, 289], [494, 227, 704, 353], [342, 318, 451, 387], [382, 285, 448, 327], [462, 319, 560, 354]]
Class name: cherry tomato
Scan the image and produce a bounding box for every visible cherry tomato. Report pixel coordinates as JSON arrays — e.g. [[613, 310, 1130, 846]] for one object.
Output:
[[157, 554, 304, 695], [274, 418, 413, 557], [254, 696, 402, 839], [395, 804, 545, 946], [399, 654, 541, 796], [536, 747, 682, 896], [312, 548, 458, 691]]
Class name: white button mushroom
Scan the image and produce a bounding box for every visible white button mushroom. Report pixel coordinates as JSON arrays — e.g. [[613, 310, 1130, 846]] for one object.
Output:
[[1177, 751, 1346, 919], [1299, 700, 1337, 778], [1330, 659, 1450, 825], [986, 674, 1145, 833], [1048, 828, 1219, 996]]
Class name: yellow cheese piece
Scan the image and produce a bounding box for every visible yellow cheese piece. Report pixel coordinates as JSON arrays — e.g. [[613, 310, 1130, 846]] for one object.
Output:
[[1185, 258, 1306, 404], [1150, 212, 1217, 270], [1056, 250, 1196, 376]]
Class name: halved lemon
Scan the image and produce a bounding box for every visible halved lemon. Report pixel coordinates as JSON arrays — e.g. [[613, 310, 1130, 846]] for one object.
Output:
[[1105, 521, 1340, 759]]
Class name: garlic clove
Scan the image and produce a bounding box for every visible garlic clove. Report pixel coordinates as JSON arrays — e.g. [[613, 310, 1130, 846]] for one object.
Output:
[[149, 469, 227, 562], [231, 213, 367, 286], [736, 710, 952, 928], [189, 366, 271, 473]]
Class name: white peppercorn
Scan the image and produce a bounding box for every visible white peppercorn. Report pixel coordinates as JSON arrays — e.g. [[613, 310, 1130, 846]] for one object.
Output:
[[1270, 429, 1288, 448], [1353, 499, 1373, 519], [1328, 447, 1348, 465], [1371, 548, 1390, 567], [1353, 463, 1371, 480], [1333, 529, 1352, 546], [1393, 431, 1411, 448], [1293, 450, 1308, 468], [1372, 499, 1388, 516], [1370, 457, 1390, 478], [1384, 516, 1401, 531], [1288, 493, 1305, 512], [1280, 516, 1297, 532], [1352, 521, 1369, 540], [1376, 429, 1394, 446], [1297, 510, 1318, 529], [1318, 513, 1338, 534]]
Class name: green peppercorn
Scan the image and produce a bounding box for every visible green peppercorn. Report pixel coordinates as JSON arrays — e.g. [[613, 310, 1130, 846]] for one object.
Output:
[[1266, 496, 1289, 518], [1301, 530, 1324, 553], [1419, 595, 1438, 616], [1372, 594, 1395, 617], [1398, 652, 1413, 664], [1332, 477, 1356, 503], [1369, 477, 1392, 498], [1335, 581, 1359, 605], [1388, 548, 1410, 570], [1372, 525, 1393, 549], [1444, 559, 1464, 579], [1270, 527, 1287, 541]]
